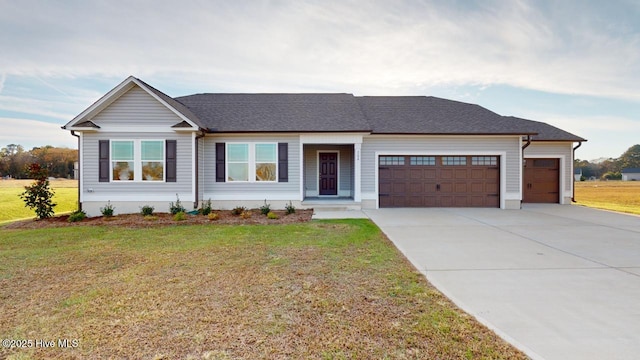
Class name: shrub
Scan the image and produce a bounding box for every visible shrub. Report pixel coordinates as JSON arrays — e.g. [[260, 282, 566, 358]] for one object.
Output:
[[173, 211, 187, 221], [200, 199, 212, 216], [100, 201, 115, 217], [208, 212, 219, 221], [143, 215, 158, 221], [68, 209, 87, 222], [231, 206, 247, 216], [240, 210, 252, 219], [267, 211, 279, 219], [141, 205, 154, 216], [169, 194, 186, 214], [260, 200, 271, 216], [285, 201, 296, 215], [19, 163, 56, 219]]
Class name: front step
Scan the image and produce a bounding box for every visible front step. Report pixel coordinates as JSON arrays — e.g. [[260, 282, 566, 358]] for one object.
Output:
[[301, 200, 362, 211]]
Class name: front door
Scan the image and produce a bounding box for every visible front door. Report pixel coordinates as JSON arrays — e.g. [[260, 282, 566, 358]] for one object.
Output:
[[319, 152, 338, 195]]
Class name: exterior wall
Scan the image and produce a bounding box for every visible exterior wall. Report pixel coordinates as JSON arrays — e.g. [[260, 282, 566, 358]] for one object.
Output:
[[78, 85, 196, 216], [201, 134, 300, 206], [303, 144, 353, 197], [524, 142, 574, 204], [360, 135, 522, 209], [623, 173, 640, 181]]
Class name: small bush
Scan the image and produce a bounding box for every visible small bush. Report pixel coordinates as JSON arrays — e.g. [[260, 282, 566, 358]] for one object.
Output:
[[208, 212, 219, 221], [285, 201, 296, 215], [231, 206, 247, 216], [173, 211, 187, 221], [143, 215, 158, 221], [260, 200, 271, 216], [169, 194, 186, 215], [141, 205, 154, 216], [100, 201, 115, 217], [267, 211, 279, 219], [68, 209, 87, 222], [240, 210, 252, 219], [200, 199, 212, 216]]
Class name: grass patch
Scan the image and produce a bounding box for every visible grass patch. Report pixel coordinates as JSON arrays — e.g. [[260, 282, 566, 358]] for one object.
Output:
[[0, 220, 526, 359], [575, 181, 640, 215], [0, 179, 77, 223]]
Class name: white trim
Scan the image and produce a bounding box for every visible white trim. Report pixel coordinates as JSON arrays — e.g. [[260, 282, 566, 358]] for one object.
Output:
[[83, 193, 193, 202], [225, 142, 278, 183], [354, 142, 362, 202], [204, 192, 300, 201], [374, 151, 507, 209], [519, 136, 523, 204], [110, 139, 166, 183], [64, 77, 200, 130], [300, 133, 365, 144], [317, 150, 340, 196], [192, 132, 196, 204], [91, 126, 180, 133], [299, 141, 304, 201], [79, 132, 84, 203], [523, 154, 567, 204]]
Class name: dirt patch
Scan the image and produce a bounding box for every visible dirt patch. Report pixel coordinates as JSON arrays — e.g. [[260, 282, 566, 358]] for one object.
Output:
[[3, 209, 313, 229]]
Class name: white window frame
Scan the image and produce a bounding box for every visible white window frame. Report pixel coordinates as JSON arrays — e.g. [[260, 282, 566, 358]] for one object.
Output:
[[225, 142, 278, 183], [110, 139, 166, 183]]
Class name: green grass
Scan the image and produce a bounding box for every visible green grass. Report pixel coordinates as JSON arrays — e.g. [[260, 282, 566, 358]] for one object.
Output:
[[0, 221, 526, 359], [575, 181, 640, 215], [0, 179, 77, 223]]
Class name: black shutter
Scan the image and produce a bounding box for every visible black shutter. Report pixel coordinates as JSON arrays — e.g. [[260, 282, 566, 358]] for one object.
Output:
[[278, 142, 288, 182], [216, 142, 225, 182], [166, 140, 177, 182], [98, 140, 109, 182]]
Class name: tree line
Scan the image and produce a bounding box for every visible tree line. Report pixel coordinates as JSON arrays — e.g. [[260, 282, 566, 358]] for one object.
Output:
[[575, 144, 640, 180], [0, 144, 78, 179]]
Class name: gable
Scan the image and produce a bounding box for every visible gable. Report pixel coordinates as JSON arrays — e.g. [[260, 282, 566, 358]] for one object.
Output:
[[91, 85, 185, 130]]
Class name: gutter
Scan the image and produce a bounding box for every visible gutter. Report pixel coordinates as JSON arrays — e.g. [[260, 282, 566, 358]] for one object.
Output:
[[194, 131, 206, 209], [572, 142, 583, 203], [70, 130, 81, 211]]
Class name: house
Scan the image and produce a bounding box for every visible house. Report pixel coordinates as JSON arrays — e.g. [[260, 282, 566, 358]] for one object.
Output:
[[63, 76, 586, 216], [622, 168, 640, 181], [575, 168, 583, 181]]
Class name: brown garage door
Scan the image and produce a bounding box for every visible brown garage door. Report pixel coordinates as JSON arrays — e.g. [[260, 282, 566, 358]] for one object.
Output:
[[523, 158, 559, 203], [379, 155, 500, 208]]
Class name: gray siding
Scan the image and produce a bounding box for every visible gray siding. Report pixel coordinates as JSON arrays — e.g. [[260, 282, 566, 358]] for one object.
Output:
[[202, 135, 300, 199], [524, 142, 573, 192], [91, 86, 182, 127], [82, 132, 193, 198], [303, 145, 353, 196], [361, 135, 521, 194]]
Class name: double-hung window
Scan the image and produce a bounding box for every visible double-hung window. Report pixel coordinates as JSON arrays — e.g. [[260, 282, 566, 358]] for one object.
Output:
[[226, 143, 277, 182], [111, 140, 165, 182]]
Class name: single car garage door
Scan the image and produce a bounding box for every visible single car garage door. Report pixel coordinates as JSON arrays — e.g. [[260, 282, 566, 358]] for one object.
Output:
[[523, 158, 559, 203], [379, 155, 500, 208]]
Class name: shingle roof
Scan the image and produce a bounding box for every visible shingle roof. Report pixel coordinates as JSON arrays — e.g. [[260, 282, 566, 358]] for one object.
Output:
[[504, 116, 587, 142], [356, 96, 537, 135], [622, 168, 640, 173], [174, 93, 371, 132]]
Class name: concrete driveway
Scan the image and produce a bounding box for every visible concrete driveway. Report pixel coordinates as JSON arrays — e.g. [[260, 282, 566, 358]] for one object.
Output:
[[364, 205, 640, 360]]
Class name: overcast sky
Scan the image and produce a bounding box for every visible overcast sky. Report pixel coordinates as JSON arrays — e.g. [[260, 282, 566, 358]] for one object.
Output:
[[1, 0, 639, 160]]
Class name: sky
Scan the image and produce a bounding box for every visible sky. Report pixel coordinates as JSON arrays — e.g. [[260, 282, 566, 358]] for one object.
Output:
[[1, 0, 639, 161]]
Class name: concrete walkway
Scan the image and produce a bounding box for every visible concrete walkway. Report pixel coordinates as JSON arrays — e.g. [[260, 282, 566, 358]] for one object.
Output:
[[364, 205, 640, 360]]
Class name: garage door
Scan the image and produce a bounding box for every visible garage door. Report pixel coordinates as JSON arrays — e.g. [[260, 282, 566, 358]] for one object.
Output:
[[379, 155, 500, 208], [523, 158, 559, 203]]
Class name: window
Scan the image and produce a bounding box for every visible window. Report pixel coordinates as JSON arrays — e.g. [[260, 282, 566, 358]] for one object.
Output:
[[442, 156, 467, 166], [410, 156, 435, 165], [379, 156, 405, 165], [112, 141, 134, 181], [226, 143, 277, 182], [111, 140, 165, 182], [471, 156, 498, 166]]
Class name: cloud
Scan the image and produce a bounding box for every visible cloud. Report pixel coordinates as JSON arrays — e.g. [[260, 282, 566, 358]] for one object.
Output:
[[0, 117, 76, 149], [0, 73, 5, 93], [0, 1, 638, 100]]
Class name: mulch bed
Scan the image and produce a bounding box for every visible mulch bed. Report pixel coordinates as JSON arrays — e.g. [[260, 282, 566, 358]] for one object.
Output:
[[3, 209, 314, 229]]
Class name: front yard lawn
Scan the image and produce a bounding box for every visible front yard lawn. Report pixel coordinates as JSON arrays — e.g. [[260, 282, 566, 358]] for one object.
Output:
[[0, 220, 526, 359]]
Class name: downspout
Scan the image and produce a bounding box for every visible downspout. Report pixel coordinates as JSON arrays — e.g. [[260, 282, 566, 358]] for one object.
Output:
[[70, 130, 81, 211], [572, 142, 583, 203], [520, 135, 531, 208], [194, 131, 206, 209]]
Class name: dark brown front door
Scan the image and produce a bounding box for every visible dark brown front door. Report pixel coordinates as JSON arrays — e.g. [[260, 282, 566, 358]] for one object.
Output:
[[379, 155, 500, 207], [523, 158, 560, 203], [319, 152, 338, 195]]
